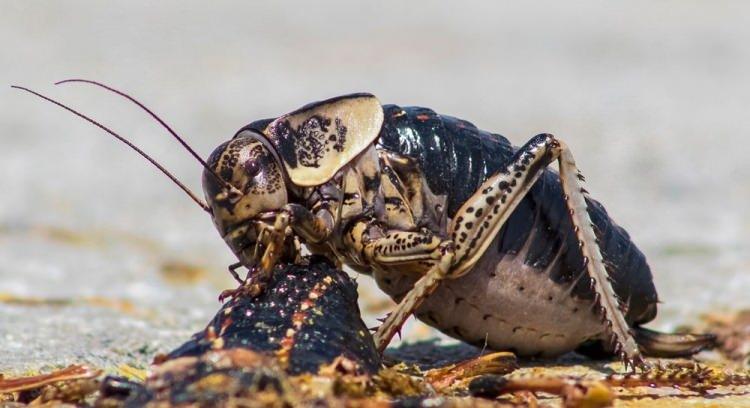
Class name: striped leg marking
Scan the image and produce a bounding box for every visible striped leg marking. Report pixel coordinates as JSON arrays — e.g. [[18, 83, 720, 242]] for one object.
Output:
[[447, 133, 643, 369], [449, 133, 558, 277], [370, 135, 561, 352], [366, 134, 642, 369]]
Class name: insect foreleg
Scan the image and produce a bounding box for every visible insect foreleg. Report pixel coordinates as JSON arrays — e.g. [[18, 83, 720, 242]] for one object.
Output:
[[279, 203, 335, 244], [449, 133, 644, 369], [257, 211, 290, 277], [259, 204, 335, 274]]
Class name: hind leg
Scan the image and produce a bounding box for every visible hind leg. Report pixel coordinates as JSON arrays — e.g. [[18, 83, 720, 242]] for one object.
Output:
[[373, 134, 647, 370], [367, 135, 563, 351], [554, 139, 645, 370]]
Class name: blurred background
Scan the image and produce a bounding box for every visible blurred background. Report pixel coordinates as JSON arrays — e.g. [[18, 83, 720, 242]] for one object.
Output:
[[1, 1, 748, 373]]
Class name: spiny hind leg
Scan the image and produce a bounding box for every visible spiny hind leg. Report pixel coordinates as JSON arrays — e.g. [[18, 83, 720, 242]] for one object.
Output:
[[360, 134, 641, 368], [555, 138, 645, 370], [446, 133, 643, 370], [579, 327, 715, 359], [368, 135, 567, 351]]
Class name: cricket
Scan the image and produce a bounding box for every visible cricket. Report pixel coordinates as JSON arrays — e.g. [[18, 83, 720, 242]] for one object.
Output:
[[12, 80, 715, 372]]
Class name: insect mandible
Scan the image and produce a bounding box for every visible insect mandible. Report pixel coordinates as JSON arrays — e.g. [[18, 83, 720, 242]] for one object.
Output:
[[13, 81, 714, 371]]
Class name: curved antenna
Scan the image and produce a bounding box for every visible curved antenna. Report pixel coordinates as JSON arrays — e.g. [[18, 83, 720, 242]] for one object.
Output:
[[54, 78, 239, 193], [11, 85, 212, 213]]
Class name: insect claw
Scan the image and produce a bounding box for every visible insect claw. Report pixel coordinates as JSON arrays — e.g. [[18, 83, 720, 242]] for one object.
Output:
[[218, 289, 236, 303], [218, 277, 266, 303], [620, 354, 631, 372], [634, 355, 650, 371], [619, 352, 649, 375]]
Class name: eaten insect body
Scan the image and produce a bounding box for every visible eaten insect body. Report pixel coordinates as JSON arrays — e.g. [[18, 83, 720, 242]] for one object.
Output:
[[13, 82, 714, 371]]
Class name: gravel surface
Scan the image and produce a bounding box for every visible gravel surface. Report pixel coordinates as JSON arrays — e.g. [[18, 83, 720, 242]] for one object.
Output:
[[1, 1, 749, 375]]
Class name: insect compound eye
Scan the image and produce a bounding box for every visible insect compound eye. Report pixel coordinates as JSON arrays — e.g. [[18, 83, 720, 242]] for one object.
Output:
[[244, 159, 260, 178]]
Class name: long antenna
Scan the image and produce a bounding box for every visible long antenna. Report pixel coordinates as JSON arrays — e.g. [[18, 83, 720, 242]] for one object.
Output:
[[11, 85, 212, 213], [55, 79, 238, 193]]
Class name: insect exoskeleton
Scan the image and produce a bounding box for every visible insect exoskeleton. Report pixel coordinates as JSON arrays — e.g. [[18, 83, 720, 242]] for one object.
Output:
[[13, 81, 715, 372]]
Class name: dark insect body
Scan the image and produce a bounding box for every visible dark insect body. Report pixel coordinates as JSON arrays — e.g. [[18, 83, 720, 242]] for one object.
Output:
[[12, 82, 714, 371]]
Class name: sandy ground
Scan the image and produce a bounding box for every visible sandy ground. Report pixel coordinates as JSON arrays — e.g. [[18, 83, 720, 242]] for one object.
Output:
[[1, 1, 749, 374]]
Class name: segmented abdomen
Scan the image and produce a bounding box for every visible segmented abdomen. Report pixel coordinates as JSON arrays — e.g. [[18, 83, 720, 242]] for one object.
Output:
[[377, 105, 658, 325]]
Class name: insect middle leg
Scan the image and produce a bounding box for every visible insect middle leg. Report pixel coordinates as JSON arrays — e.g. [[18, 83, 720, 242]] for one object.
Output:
[[343, 225, 455, 351], [220, 203, 335, 301]]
